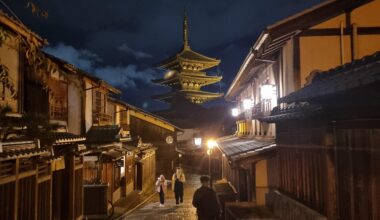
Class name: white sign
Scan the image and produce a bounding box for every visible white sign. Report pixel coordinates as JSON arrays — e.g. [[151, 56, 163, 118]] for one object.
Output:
[[84, 156, 98, 162]]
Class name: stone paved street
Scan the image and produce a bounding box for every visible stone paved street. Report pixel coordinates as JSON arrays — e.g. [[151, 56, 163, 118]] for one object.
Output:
[[120, 169, 201, 220]]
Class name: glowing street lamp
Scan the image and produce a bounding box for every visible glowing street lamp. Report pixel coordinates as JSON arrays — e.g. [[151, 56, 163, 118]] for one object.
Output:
[[243, 99, 252, 110], [207, 139, 218, 149], [206, 139, 218, 187], [231, 108, 239, 117], [194, 137, 202, 146]]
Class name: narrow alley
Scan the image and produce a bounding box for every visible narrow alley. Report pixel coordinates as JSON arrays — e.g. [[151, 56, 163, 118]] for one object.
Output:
[[120, 168, 200, 220]]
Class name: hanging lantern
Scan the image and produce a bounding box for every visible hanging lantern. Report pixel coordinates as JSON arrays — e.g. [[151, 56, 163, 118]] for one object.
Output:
[[261, 84, 274, 100], [194, 137, 202, 146], [243, 99, 252, 110]]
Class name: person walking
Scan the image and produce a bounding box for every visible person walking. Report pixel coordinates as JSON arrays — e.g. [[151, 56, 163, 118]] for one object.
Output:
[[192, 175, 220, 220], [172, 167, 186, 205], [156, 174, 167, 207]]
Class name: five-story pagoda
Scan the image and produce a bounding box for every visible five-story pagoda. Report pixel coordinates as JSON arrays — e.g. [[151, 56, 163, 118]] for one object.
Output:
[[152, 12, 223, 105]]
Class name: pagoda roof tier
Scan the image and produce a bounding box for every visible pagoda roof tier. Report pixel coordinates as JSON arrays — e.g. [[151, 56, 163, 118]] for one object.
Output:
[[152, 90, 224, 104], [157, 48, 220, 71], [152, 73, 222, 87]]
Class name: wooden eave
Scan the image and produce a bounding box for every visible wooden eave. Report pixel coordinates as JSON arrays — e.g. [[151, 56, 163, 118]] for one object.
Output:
[[157, 48, 220, 70], [152, 74, 222, 86], [82, 73, 121, 95], [153, 90, 223, 102], [44, 52, 121, 94], [107, 97, 182, 131], [226, 0, 372, 101], [0, 10, 45, 46]]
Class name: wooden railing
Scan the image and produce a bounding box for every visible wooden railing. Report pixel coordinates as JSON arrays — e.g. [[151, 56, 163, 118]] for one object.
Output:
[[93, 112, 113, 125], [50, 106, 68, 121]]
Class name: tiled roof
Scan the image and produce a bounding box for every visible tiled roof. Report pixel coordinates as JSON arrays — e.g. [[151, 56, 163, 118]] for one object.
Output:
[[157, 48, 220, 68], [264, 102, 323, 122], [280, 51, 380, 104], [0, 148, 50, 161], [217, 136, 275, 159], [86, 125, 122, 143], [0, 140, 50, 161], [46, 132, 86, 145]]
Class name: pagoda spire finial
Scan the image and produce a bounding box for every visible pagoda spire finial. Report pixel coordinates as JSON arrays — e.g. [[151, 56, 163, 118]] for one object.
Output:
[[183, 9, 190, 50]]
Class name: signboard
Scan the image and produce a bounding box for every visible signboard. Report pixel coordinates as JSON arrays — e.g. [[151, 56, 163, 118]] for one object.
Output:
[[166, 135, 174, 144], [84, 156, 98, 162]]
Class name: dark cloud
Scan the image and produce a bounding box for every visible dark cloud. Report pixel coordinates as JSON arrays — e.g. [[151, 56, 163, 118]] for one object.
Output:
[[4, 0, 323, 110]]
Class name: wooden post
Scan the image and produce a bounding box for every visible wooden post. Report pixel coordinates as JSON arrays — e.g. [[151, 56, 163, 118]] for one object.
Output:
[[35, 163, 39, 220], [68, 154, 75, 220], [14, 158, 19, 220]]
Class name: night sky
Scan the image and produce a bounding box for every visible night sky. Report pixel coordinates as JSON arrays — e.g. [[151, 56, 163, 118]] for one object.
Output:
[[4, 0, 322, 110]]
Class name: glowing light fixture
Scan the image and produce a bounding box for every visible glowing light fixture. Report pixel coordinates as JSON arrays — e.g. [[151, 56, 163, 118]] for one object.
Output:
[[231, 108, 239, 117], [207, 149, 211, 156], [164, 70, 176, 79], [243, 99, 252, 110], [207, 139, 218, 149], [261, 84, 274, 100], [194, 137, 202, 146]]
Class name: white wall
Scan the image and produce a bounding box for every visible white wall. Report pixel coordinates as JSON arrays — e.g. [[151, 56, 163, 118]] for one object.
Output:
[[68, 77, 82, 135], [84, 81, 93, 132], [0, 31, 20, 113]]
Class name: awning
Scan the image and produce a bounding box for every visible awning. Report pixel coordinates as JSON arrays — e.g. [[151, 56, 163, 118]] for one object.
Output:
[[102, 150, 124, 162], [86, 125, 122, 143], [217, 136, 275, 161]]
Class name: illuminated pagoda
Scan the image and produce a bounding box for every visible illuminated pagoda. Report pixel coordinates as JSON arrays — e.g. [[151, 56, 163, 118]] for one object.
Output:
[[152, 11, 223, 105]]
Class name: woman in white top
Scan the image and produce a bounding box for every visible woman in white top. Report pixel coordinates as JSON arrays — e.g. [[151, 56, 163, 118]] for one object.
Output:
[[155, 174, 167, 207]]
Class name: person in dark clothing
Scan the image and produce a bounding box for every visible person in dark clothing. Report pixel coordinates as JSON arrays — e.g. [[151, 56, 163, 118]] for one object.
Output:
[[192, 175, 220, 220], [172, 167, 186, 205]]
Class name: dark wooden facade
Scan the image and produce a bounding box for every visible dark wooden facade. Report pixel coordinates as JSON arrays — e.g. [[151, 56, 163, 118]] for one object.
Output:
[[0, 141, 52, 220], [265, 52, 380, 220], [135, 147, 156, 192], [130, 116, 177, 179], [52, 154, 84, 220]]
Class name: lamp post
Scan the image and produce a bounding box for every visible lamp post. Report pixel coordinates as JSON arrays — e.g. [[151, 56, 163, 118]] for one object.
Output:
[[207, 139, 217, 187]]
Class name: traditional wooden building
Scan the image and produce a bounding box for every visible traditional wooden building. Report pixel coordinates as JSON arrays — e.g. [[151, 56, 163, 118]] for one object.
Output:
[[128, 105, 179, 178], [265, 51, 380, 220], [0, 140, 52, 220], [41, 132, 87, 220], [0, 10, 56, 220], [84, 125, 131, 207], [222, 0, 380, 218], [108, 98, 180, 180]]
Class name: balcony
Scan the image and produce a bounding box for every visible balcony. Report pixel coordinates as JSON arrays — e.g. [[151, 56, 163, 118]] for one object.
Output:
[[252, 102, 272, 119], [93, 112, 113, 125]]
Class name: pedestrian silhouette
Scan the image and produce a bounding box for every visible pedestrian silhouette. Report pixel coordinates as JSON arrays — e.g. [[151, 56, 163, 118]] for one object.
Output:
[[172, 167, 186, 205], [192, 175, 220, 220]]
